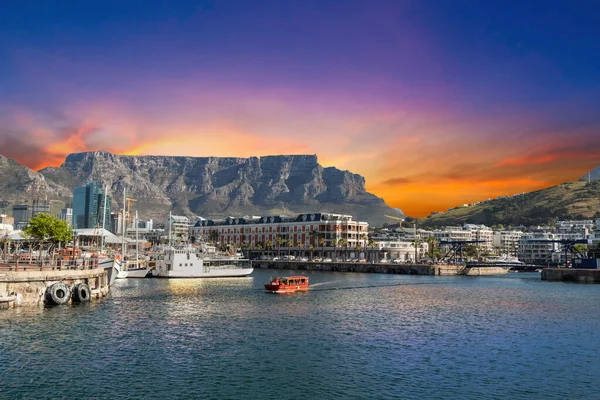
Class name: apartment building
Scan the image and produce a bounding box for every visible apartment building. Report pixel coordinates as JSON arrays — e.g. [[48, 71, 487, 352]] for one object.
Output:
[[492, 230, 523, 256], [518, 232, 561, 264]]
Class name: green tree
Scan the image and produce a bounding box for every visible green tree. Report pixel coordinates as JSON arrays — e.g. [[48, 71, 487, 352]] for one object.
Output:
[[23, 213, 72, 264], [24, 213, 72, 247]]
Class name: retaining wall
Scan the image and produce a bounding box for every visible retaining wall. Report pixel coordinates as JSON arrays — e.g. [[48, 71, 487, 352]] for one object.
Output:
[[0, 269, 109, 309]]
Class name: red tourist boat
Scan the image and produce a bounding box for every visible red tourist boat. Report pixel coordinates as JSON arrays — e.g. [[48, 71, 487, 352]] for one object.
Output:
[[264, 276, 309, 293]]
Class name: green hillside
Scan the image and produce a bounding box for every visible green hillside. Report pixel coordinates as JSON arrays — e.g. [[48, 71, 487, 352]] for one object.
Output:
[[419, 180, 600, 228]]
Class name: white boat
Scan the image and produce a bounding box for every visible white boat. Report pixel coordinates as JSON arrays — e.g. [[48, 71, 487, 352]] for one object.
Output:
[[152, 247, 253, 278], [99, 258, 120, 284], [116, 260, 153, 279]]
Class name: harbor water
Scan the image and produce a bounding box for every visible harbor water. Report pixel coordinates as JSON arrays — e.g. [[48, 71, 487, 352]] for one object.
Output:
[[1, 270, 599, 399]]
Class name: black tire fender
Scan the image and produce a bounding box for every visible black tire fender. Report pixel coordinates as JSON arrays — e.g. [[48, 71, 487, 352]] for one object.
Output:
[[46, 282, 71, 305], [72, 283, 91, 303]]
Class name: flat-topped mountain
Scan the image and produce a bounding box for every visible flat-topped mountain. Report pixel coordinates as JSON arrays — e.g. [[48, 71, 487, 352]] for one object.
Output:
[[0, 151, 403, 226]]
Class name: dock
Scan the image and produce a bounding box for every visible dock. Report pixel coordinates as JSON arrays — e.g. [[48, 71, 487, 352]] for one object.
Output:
[[251, 260, 507, 276], [541, 268, 600, 283], [0, 268, 110, 308]]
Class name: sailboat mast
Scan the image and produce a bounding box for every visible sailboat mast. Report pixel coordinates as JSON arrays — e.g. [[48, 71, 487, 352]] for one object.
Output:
[[100, 185, 108, 254], [169, 211, 172, 248], [135, 210, 139, 264], [122, 188, 126, 261]]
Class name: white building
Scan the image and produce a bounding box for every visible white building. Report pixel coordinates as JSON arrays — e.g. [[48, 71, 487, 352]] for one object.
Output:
[[493, 230, 523, 256], [60, 208, 73, 225], [518, 232, 561, 264], [168, 215, 191, 242], [371, 237, 429, 263], [555, 220, 594, 241], [463, 224, 494, 250], [433, 227, 473, 248]]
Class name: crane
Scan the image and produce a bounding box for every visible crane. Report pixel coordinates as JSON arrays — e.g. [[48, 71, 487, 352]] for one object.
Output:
[[125, 198, 137, 222]]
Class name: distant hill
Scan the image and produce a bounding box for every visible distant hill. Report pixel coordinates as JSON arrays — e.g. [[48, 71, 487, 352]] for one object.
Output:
[[420, 178, 600, 228], [0, 151, 404, 226]]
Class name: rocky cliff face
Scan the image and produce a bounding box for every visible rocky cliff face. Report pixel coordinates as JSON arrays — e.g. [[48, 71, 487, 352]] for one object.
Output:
[[23, 151, 400, 226]]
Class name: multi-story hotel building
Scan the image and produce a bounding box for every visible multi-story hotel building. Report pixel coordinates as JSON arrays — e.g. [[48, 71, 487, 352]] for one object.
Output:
[[191, 213, 368, 250], [518, 232, 561, 264], [492, 230, 523, 256], [463, 224, 494, 250]]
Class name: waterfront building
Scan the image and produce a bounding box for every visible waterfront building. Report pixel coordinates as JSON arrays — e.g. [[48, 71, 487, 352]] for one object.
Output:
[[370, 236, 429, 262], [518, 232, 561, 265], [0, 214, 15, 227], [463, 224, 494, 250], [126, 219, 155, 239], [0, 222, 14, 236], [191, 213, 369, 253], [433, 226, 473, 243], [60, 208, 73, 225], [72, 182, 112, 230], [12, 204, 31, 229], [168, 215, 191, 242], [31, 200, 51, 217], [492, 230, 523, 256], [555, 220, 593, 241], [590, 219, 600, 246]]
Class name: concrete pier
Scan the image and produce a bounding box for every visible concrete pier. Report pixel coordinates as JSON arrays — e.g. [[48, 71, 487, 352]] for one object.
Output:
[[252, 261, 507, 276], [542, 268, 600, 283], [0, 268, 110, 308]]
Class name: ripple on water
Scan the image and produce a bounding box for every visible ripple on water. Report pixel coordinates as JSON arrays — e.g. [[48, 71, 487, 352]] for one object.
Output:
[[1, 270, 599, 399]]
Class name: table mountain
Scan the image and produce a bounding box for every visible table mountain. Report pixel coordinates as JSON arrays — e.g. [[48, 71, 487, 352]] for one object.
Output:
[[0, 151, 403, 226]]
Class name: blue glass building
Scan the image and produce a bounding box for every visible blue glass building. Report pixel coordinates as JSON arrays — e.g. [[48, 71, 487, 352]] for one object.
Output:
[[72, 182, 112, 230]]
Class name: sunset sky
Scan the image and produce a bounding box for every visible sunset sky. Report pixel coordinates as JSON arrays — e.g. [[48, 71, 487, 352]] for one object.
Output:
[[1, 1, 599, 216]]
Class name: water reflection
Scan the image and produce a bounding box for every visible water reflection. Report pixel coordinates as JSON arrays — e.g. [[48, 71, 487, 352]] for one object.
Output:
[[1, 270, 600, 399]]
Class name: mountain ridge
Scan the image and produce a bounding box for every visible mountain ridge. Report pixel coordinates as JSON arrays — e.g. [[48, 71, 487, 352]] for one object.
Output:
[[0, 151, 402, 226]]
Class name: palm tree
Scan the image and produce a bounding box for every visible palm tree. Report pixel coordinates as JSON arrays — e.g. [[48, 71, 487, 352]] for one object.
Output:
[[411, 237, 423, 263], [309, 230, 318, 249], [265, 240, 273, 258], [368, 238, 376, 262], [332, 238, 339, 261], [361, 233, 368, 259], [275, 236, 284, 258], [426, 236, 438, 262], [286, 239, 293, 257], [319, 238, 326, 259], [340, 238, 348, 261], [296, 242, 303, 258], [309, 244, 314, 260], [255, 242, 263, 258]]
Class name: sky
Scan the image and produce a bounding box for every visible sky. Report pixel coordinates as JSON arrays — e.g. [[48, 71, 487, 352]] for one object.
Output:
[[0, 0, 599, 217]]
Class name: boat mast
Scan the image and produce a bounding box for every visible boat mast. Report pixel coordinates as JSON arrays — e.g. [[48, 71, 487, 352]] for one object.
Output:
[[168, 211, 172, 248], [122, 187, 126, 263], [135, 210, 139, 265], [100, 185, 108, 255]]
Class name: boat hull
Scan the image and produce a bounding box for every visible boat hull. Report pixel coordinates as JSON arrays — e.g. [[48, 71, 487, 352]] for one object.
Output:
[[264, 283, 309, 293], [155, 268, 254, 278], [100, 259, 119, 285], [125, 268, 152, 278]]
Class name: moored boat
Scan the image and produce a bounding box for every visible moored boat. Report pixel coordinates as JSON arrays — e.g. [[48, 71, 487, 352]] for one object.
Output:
[[152, 247, 253, 278], [264, 276, 309, 293]]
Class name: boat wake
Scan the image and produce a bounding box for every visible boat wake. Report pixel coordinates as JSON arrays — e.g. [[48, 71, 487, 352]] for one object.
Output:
[[309, 281, 447, 292]]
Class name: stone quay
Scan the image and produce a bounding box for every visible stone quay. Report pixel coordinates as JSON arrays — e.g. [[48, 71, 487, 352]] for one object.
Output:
[[0, 268, 110, 309], [542, 268, 600, 283], [252, 260, 507, 276]]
